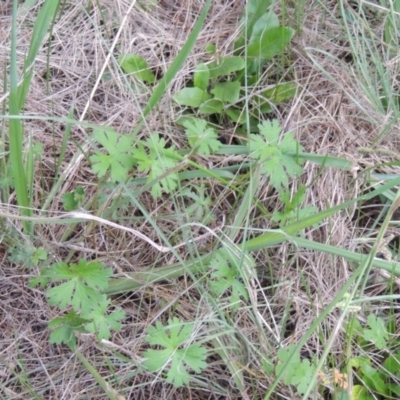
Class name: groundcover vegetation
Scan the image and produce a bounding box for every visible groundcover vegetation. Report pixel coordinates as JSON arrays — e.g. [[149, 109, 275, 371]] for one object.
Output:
[[2, 0, 400, 399]]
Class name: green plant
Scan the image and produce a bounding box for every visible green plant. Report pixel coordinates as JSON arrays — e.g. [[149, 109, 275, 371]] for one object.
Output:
[[29, 258, 126, 400], [90, 129, 136, 183], [181, 117, 222, 155], [143, 317, 208, 387], [61, 185, 85, 211], [7, 0, 60, 233], [272, 186, 318, 225], [8, 245, 48, 268], [249, 119, 303, 191], [118, 54, 156, 84], [90, 128, 182, 198], [181, 183, 214, 223], [172, 0, 295, 131], [30, 259, 125, 349], [346, 314, 400, 399], [275, 344, 318, 395], [207, 250, 252, 312]]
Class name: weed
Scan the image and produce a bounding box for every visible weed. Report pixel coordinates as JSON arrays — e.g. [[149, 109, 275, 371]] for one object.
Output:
[[4, 0, 400, 398], [8, 245, 48, 268], [30, 259, 125, 349], [143, 317, 207, 388], [347, 314, 400, 399], [172, 1, 295, 131]]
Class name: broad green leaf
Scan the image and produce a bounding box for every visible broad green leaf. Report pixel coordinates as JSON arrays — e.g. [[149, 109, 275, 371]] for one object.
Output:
[[48, 312, 89, 350], [207, 56, 245, 78], [198, 98, 223, 114], [205, 43, 216, 54], [360, 363, 388, 395], [383, 351, 400, 375], [43, 260, 112, 289], [259, 102, 272, 114], [235, 0, 273, 51], [363, 315, 388, 350], [173, 87, 211, 107], [44, 260, 112, 315], [47, 281, 102, 315], [245, 0, 273, 16], [193, 62, 210, 90], [386, 384, 400, 396], [352, 385, 373, 400], [62, 186, 85, 211], [249, 11, 279, 45], [118, 54, 156, 83], [263, 82, 297, 104], [226, 107, 247, 123], [210, 81, 241, 104], [247, 26, 294, 61]]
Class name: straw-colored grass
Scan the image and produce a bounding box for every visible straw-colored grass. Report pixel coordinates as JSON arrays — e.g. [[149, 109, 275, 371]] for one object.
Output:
[[2, 0, 400, 399]]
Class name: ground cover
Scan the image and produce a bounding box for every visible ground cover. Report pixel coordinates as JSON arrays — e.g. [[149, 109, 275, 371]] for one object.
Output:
[[2, 0, 400, 399]]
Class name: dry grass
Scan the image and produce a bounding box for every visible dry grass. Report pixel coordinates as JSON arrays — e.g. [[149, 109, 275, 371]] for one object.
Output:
[[1, 0, 400, 399]]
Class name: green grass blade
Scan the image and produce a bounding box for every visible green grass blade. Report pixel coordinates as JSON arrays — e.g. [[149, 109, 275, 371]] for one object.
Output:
[[8, 0, 60, 234], [216, 145, 353, 170], [42, 108, 74, 211], [9, 0, 31, 231], [293, 237, 400, 274], [227, 167, 261, 241], [17, 0, 60, 108], [105, 176, 400, 295], [132, 0, 212, 136], [263, 263, 363, 399]]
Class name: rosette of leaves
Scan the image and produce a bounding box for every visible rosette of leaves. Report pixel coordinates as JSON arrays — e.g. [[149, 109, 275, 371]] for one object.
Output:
[[173, 0, 296, 132]]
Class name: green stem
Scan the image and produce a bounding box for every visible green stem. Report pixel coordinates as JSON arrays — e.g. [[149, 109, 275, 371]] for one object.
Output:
[[75, 349, 118, 400]]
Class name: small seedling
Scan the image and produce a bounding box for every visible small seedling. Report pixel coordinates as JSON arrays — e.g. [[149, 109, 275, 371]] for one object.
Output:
[[118, 54, 156, 84], [143, 317, 207, 387], [275, 344, 317, 395], [132, 132, 180, 198], [181, 183, 213, 223], [208, 251, 251, 311], [8, 245, 48, 268], [90, 128, 135, 183], [272, 186, 317, 225], [62, 185, 85, 211], [249, 119, 303, 191], [181, 117, 222, 155]]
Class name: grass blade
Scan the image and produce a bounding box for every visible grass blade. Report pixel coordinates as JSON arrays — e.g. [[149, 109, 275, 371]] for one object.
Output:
[[105, 176, 400, 295], [132, 0, 212, 136], [9, 0, 31, 231], [17, 0, 60, 108]]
